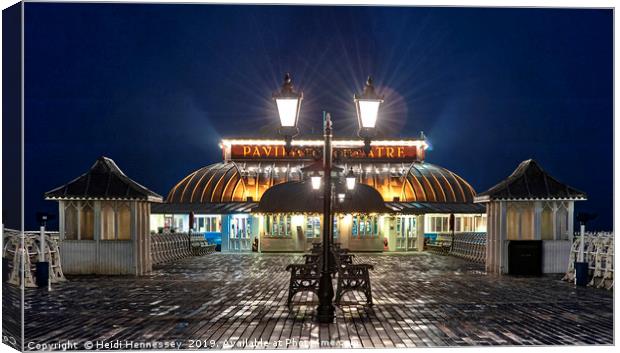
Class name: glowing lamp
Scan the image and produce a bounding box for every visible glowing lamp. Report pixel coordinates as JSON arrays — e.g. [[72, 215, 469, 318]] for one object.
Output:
[[337, 193, 346, 203], [354, 76, 384, 155], [345, 168, 356, 191], [273, 73, 303, 130], [276, 98, 300, 128], [354, 76, 384, 129], [311, 175, 322, 190]]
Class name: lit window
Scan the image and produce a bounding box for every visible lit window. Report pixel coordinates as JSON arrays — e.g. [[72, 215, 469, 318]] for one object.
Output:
[[195, 215, 221, 232], [426, 215, 451, 233], [333, 217, 339, 239], [101, 202, 116, 240], [117, 202, 131, 240], [306, 216, 321, 238], [352, 215, 377, 238], [269, 215, 292, 237]]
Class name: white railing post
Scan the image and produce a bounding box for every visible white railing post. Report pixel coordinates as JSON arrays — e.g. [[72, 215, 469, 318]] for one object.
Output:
[[577, 224, 585, 263], [40, 225, 46, 263]]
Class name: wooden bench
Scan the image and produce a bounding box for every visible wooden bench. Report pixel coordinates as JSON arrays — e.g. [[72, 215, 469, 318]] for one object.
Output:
[[287, 248, 373, 306], [333, 253, 373, 306], [190, 234, 217, 256], [285, 262, 321, 305], [425, 239, 451, 255]]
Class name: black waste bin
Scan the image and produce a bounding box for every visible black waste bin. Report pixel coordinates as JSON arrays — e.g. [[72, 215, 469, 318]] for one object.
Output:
[[36, 261, 49, 288], [574, 261, 589, 286], [508, 240, 542, 276], [2, 257, 10, 282]]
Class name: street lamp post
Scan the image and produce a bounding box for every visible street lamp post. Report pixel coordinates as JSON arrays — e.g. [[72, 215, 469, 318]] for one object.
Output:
[[274, 74, 383, 323], [316, 111, 336, 323]]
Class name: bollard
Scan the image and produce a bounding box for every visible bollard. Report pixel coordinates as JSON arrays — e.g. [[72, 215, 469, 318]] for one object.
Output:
[[36, 261, 50, 288], [2, 257, 9, 282], [575, 261, 589, 286]]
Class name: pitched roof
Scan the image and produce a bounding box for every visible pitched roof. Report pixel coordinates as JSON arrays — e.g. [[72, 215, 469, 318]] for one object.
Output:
[[45, 156, 163, 202], [475, 159, 586, 202]]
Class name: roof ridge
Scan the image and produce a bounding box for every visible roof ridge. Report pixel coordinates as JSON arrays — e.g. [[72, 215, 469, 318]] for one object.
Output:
[[477, 159, 586, 201], [44, 157, 162, 202]]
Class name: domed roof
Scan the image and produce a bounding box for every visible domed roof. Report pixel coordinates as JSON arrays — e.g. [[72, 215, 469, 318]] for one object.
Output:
[[352, 162, 476, 203], [167, 161, 477, 205], [402, 162, 477, 203], [167, 163, 247, 203], [166, 161, 306, 203]]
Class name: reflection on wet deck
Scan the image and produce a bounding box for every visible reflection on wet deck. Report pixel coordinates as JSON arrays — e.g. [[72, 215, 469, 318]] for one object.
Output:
[[16, 252, 613, 349]]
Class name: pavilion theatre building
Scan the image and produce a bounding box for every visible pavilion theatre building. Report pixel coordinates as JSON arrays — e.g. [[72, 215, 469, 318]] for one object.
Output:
[[150, 136, 487, 252]]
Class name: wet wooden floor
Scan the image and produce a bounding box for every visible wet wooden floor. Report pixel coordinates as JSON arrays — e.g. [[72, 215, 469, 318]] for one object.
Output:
[[11, 252, 614, 349]]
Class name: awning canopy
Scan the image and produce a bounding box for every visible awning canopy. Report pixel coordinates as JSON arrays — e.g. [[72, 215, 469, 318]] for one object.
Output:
[[475, 159, 587, 202], [385, 202, 486, 214], [152, 202, 258, 214], [256, 180, 390, 214], [45, 156, 163, 202]]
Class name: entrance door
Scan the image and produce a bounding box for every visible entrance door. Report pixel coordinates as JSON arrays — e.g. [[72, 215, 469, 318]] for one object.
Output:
[[229, 216, 252, 252], [396, 216, 417, 251]]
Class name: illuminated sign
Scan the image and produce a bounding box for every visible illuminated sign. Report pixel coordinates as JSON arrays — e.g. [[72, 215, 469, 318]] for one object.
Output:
[[229, 144, 422, 161]]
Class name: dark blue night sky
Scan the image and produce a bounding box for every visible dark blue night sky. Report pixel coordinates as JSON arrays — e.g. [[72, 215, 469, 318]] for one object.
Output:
[[23, 4, 612, 231]]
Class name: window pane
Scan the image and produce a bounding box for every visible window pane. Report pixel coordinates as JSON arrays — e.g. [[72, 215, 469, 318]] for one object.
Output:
[[118, 203, 131, 240], [359, 217, 364, 237], [333, 217, 339, 239], [556, 207, 568, 240], [541, 207, 554, 240], [101, 202, 115, 240], [373, 217, 378, 236], [64, 203, 78, 240], [80, 202, 95, 240]]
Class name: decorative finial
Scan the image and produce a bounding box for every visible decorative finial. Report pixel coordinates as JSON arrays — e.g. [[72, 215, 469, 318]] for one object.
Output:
[[281, 73, 293, 94], [275, 73, 301, 99], [357, 75, 381, 99]]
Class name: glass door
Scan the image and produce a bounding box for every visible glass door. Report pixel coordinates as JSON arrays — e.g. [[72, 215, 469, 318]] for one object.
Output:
[[396, 216, 417, 251], [405, 216, 417, 250], [396, 217, 406, 250], [229, 215, 251, 251]]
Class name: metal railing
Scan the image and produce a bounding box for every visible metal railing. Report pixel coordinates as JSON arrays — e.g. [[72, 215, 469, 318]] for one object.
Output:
[[448, 232, 487, 264], [2, 227, 66, 288], [563, 231, 613, 290], [151, 233, 216, 265]]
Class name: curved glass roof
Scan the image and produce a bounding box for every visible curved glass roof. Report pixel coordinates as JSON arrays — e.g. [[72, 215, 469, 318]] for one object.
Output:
[[166, 161, 477, 204]]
